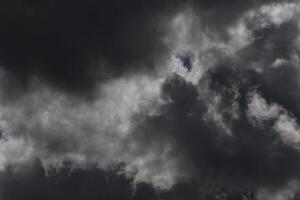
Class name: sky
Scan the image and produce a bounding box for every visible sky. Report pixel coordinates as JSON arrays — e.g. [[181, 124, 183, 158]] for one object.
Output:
[[0, 0, 300, 200]]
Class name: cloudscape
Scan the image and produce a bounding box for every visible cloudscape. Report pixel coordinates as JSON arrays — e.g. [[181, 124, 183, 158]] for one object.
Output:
[[0, 0, 300, 199]]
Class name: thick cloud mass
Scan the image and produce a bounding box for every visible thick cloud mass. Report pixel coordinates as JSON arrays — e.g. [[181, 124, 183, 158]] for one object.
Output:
[[0, 0, 278, 94], [0, 0, 183, 94], [133, 73, 300, 190], [1, 0, 300, 200]]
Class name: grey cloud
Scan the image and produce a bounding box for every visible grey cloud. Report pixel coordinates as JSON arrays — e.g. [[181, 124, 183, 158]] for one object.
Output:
[[0, 1, 300, 200]]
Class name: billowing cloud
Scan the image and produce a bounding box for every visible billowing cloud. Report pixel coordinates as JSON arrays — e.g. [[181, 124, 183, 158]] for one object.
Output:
[[0, 0, 300, 200]]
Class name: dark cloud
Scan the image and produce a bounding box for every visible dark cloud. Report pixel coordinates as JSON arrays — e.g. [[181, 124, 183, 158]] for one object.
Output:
[[0, 160, 132, 200], [0, 159, 256, 200], [132, 73, 300, 192], [229, 19, 300, 119], [190, 0, 295, 39], [126, 13, 300, 193], [0, 0, 284, 96], [0, 0, 185, 95], [1, 0, 300, 199], [238, 19, 299, 67]]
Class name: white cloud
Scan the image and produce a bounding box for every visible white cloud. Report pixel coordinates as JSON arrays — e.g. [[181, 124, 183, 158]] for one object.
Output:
[[0, 71, 179, 187], [247, 92, 282, 123], [0, 136, 35, 171], [247, 92, 300, 150]]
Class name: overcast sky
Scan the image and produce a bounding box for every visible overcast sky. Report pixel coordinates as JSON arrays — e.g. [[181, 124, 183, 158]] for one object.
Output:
[[0, 0, 300, 200]]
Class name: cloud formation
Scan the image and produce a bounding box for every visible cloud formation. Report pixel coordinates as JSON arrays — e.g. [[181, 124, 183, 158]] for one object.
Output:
[[0, 0, 300, 200]]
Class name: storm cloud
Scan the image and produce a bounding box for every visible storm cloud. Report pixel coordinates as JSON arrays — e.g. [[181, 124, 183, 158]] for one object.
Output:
[[0, 0, 300, 200]]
